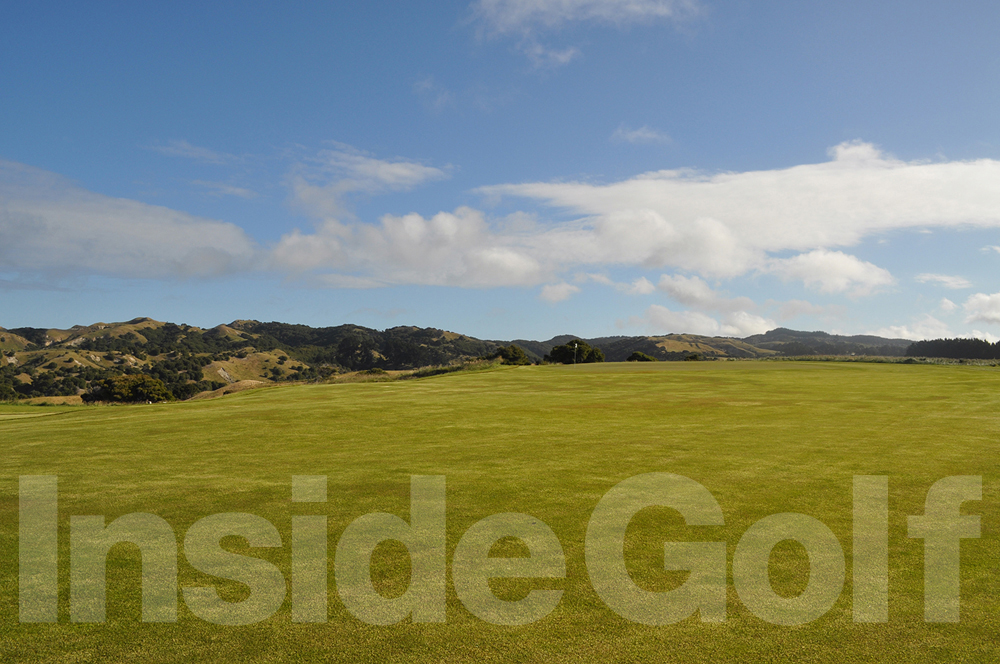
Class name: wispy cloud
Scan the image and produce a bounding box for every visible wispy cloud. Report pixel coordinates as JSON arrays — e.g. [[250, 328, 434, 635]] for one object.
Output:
[[470, 0, 702, 36], [413, 76, 455, 112], [611, 124, 672, 145], [521, 42, 581, 68], [0, 160, 256, 279], [774, 299, 831, 321], [915, 273, 971, 289], [289, 143, 450, 219], [146, 139, 236, 165], [469, 0, 701, 66], [192, 180, 258, 199]]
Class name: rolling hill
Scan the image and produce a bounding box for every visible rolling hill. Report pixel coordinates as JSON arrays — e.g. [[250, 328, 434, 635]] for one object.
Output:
[[0, 318, 918, 403]]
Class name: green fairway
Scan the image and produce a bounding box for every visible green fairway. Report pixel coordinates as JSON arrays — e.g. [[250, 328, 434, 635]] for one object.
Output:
[[2, 361, 999, 662]]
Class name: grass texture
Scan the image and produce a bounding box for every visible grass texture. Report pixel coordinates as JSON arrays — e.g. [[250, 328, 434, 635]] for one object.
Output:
[[1, 360, 999, 662]]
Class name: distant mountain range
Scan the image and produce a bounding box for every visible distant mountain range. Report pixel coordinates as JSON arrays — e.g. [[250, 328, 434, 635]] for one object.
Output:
[[0, 318, 915, 402]]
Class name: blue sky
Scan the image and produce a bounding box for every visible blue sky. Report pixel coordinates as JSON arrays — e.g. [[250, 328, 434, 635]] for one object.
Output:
[[3, 1, 1000, 341]]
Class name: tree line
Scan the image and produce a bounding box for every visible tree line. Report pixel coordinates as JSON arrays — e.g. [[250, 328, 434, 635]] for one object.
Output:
[[906, 337, 1000, 360]]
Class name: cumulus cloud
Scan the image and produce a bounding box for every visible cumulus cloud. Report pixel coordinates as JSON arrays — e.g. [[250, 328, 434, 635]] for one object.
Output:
[[480, 141, 1000, 287], [971, 330, 1000, 343], [869, 315, 952, 341], [964, 292, 1000, 325], [540, 282, 580, 303], [611, 124, 672, 145], [628, 304, 774, 337], [628, 276, 656, 294], [0, 160, 256, 279], [470, 0, 702, 35], [272, 206, 546, 288], [767, 250, 895, 296], [940, 298, 957, 313], [275, 141, 1000, 294], [915, 273, 971, 289], [290, 144, 449, 218]]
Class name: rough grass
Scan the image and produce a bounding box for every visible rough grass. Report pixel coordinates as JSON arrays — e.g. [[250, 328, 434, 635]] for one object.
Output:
[[1, 361, 999, 662]]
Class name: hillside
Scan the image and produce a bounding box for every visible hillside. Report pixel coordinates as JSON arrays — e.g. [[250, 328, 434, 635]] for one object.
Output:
[[1, 318, 922, 402], [0, 318, 500, 402], [742, 327, 911, 357]]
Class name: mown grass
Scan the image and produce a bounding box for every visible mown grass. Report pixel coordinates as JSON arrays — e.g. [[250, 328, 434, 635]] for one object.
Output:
[[1, 361, 999, 662]]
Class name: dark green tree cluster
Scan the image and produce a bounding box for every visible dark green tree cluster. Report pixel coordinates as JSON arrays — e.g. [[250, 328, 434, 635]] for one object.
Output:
[[544, 339, 605, 364], [906, 338, 1000, 360], [485, 344, 532, 365], [144, 353, 224, 398], [0, 363, 19, 401], [82, 374, 173, 403], [626, 351, 658, 362]]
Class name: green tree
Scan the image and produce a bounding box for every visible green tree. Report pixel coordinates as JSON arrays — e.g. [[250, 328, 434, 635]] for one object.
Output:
[[488, 344, 532, 365], [544, 340, 605, 364], [83, 374, 172, 403], [626, 351, 657, 362]]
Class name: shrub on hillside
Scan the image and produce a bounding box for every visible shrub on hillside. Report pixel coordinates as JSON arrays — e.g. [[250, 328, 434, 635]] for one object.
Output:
[[626, 351, 657, 362]]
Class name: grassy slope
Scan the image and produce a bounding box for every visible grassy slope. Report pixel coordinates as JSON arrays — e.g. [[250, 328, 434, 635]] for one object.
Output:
[[1, 362, 999, 662]]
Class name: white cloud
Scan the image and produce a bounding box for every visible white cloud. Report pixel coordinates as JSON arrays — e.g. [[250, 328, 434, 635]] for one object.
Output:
[[540, 282, 580, 303], [767, 250, 894, 296], [471, 0, 702, 35], [290, 144, 449, 218], [271, 207, 545, 288], [628, 276, 656, 295], [982, 245, 1000, 255], [964, 292, 1000, 325], [0, 160, 256, 279], [480, 141, 1000, 287], [915, 273, 971, 289], [146, 139, 235, 164], [629, 304, 774, 337], [656, 273, 754, 311], [940, 298, 957, 313], [972, 330, 1000, 343], [277, 141, 1000, 294], [611, 124, 672, 145], [869, 315, 952, 341]]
